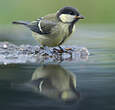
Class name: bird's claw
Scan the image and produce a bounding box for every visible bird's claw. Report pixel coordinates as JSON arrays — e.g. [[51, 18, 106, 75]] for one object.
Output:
[[65, 48, 73, 51], [53, 47, 73, 54]]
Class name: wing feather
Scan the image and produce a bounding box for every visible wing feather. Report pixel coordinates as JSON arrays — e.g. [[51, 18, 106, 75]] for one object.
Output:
[[28, 14, 57, 35]]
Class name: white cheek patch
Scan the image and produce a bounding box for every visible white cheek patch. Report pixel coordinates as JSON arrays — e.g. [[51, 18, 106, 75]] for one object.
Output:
[[59, 14, 75, 23]]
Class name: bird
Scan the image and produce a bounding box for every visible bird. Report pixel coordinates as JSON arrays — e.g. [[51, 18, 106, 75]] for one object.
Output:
[[12, 6, 84, 52], [31, 64, 80, 102]]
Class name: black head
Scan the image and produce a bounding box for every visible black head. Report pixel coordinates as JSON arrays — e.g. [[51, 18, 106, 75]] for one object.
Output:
[[57, 6, 84, 23]]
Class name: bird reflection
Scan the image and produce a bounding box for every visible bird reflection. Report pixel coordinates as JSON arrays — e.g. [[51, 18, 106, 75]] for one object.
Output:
[[31, 64, 80, 102]]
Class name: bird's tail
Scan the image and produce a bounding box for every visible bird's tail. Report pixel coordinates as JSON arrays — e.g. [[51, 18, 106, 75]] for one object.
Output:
[[12, 21, 30, 26]]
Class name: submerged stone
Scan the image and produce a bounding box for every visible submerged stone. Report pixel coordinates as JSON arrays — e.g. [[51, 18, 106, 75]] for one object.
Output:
[[0, 42, 89, 65]]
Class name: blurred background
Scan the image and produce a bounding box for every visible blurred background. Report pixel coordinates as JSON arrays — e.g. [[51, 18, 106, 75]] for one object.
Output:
[[0, 0, 114, 46], [0, 0, 115, 24]]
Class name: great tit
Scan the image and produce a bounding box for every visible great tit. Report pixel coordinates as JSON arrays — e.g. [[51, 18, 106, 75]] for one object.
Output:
[[31, 64, 80, 102], [12, 6, 84, 51]]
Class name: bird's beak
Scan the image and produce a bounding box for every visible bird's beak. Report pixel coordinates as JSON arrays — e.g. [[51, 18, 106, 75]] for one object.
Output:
[[75, 15, 85, 19]]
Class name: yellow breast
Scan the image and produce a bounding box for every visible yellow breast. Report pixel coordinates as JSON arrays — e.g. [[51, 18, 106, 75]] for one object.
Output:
[[32, 23, 75, 47]]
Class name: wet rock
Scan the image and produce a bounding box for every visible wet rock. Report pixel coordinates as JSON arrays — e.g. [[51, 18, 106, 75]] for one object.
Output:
[[0, 42, 89, 65]]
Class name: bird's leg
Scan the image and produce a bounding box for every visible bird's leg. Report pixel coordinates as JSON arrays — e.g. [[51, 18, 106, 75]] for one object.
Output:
[[58, 46, 73, 51], [43, 46, 53, 56], [53, 46, 65, 53], [53, 46, 73, 54], [58, 46, 65, 52], [58, 46, 68, 53]]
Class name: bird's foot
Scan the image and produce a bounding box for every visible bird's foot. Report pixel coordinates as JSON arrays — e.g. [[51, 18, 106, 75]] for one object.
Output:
[[53, 46, 73, 54], [65, 48, 73, 51], [53, 48, 64, 53], [41, 46, 53, 56]]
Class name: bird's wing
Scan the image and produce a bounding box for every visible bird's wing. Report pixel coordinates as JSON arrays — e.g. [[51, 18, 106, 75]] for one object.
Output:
[[28, 16, 57, 35], [39, 19, 57, 34]]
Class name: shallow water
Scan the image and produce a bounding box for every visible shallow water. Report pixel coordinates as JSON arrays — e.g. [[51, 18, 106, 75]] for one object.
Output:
[[0, 24, 115, 110]]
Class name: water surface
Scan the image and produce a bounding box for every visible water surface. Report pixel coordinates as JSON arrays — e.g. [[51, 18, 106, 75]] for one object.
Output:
[[0, 24, 115, 110]]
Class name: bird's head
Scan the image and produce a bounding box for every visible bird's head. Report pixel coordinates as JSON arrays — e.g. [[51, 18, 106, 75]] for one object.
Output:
[[57, 6, 84, 23]]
